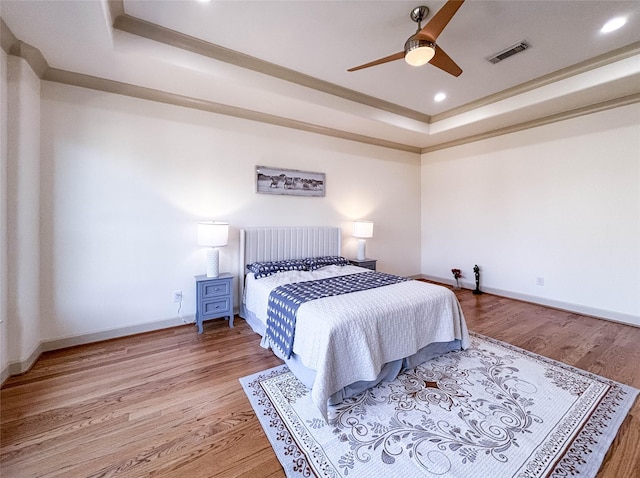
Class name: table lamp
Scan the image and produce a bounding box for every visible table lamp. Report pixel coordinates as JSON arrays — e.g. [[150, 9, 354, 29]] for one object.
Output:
[[353, 220, 373, 261], [197, 221, 229, 277]]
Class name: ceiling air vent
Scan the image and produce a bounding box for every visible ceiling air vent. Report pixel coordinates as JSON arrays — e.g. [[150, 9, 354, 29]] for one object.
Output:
[[487, 41, 530, 64]]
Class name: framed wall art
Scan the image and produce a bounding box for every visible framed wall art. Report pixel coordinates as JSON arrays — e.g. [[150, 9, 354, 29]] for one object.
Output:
[[256, 166, 326, 197]]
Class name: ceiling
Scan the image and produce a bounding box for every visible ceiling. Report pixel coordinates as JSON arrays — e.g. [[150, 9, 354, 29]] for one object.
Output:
[[2, 0, 639, 152]]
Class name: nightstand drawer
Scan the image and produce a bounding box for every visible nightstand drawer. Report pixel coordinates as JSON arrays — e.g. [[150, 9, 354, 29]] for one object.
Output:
[[201, 297, 232, 318], [201, 280, 230, 298]]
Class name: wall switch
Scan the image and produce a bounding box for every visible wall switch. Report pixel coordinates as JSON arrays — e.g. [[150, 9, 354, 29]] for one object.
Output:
[[535, 277, 544, 286], [173, 290, 183, 303]]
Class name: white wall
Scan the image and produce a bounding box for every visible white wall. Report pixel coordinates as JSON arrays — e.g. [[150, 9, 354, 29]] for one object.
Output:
[[6, 55, 42, 367], [421, 103, 640, 325], [0, 49, 9, 378], [38, 81, 421, 343], [5, 59, 637, 376]]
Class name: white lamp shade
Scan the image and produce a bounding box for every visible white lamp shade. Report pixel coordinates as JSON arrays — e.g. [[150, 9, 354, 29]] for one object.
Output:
[[197, 221, 229, 247], [353, 220, 374, 239]]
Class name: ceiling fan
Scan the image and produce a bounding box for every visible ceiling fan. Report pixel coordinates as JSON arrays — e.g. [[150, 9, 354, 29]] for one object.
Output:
[[347, 0, 465, 77]]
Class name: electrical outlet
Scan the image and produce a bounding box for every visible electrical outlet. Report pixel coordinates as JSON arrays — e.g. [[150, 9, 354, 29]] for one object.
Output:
[[173, 290, 183, 303], [535, 277, 544, 286]]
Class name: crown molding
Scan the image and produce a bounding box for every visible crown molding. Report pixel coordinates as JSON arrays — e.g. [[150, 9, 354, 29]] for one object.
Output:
[[2, 13, 638, 156], [421, 93, 640, 154], [42, 67, 422, 154], [0, 17, 18, 54], [42, 64, 640, 157], [112, 13, 432, 125], [1, 15, 419, 153], [109, 2, 640, 130], [105, 0, 125, 23], [431, 41, 640, 123], [1, 17, 49, 77]]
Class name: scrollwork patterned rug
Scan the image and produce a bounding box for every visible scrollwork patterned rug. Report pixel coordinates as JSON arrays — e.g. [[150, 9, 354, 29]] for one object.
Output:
[[240, 333, 638, 477]]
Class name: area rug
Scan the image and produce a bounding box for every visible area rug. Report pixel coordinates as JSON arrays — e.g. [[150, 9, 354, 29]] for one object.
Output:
[[240, 333, 638, 478]]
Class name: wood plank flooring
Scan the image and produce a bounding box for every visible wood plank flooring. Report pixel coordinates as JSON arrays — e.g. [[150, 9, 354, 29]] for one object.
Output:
[[2, 287, 639, 477]]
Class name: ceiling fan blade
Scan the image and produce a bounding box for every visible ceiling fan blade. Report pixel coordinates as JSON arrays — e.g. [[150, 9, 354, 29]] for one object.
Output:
[[347, 51, 405, 72], [418, 0, 465, 42], [430, 45, 462, 77]]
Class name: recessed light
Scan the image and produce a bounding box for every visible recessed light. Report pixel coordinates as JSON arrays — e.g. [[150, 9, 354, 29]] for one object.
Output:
[[434, 92, 447, 102], [601, 17, 627, 33]]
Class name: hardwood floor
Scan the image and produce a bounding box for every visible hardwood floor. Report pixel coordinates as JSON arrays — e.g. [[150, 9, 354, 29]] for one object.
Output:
[[2, 287, 639, 477]]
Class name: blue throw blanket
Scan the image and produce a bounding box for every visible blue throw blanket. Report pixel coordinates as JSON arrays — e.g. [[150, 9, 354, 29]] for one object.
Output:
[[266, 272, 409, 359]]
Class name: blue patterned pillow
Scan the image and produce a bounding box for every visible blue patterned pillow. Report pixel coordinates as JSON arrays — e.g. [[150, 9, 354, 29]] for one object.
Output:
[[247, 259, 308, 279], [305, 256, 350, 270]]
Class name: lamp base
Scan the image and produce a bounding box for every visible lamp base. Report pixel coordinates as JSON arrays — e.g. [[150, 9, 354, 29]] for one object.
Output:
[[356, 239, 366, 261], [206, 247, 220, 277]]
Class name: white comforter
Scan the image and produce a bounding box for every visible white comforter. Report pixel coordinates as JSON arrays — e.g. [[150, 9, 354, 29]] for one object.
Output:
[[244, 265, 470, 419]]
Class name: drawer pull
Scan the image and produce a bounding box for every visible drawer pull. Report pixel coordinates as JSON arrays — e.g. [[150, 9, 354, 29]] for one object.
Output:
[[214, 287, 219, 291]]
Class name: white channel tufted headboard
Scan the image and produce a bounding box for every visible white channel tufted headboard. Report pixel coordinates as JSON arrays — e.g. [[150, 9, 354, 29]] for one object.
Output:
[[239, 226, 342, 299]]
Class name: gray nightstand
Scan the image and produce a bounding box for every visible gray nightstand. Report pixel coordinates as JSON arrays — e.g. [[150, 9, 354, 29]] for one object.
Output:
[[195, 273, 234, 333], [349, 258, 377, 271]]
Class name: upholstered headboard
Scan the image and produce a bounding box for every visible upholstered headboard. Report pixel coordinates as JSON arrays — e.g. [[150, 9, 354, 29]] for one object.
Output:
[[239, 226, 342, 299]]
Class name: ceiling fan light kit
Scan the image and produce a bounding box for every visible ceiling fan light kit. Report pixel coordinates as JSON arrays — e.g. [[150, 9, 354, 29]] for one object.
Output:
[[347, 0, 466, 77], [404, 38, 435, 66]]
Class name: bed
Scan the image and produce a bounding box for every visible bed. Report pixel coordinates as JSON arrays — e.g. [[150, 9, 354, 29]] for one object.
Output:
[[239, 226, 470, 419]]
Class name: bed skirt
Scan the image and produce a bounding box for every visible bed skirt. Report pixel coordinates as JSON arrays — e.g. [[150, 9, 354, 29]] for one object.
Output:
[[240, 304, 463, 405]]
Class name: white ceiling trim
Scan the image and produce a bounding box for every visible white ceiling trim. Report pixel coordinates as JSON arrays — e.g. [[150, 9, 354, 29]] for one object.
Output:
[[111, 0, 640, 130], [112, 13, 431, 124], [41, 67, 422, 153], [431, 41, 640, 123], [2, 12, 639, 155], [430, 55, 640, 135], [421, 93, 640, 153], [0, 16, 420, 153]]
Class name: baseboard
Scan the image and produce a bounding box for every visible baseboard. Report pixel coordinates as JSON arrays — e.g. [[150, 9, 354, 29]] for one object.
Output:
[[4, 340, 43, 382], [420, 275, 640, 327], [4, 289, 637, 386], [40, 314, 196, 352], [1, 313, 197, 386]]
